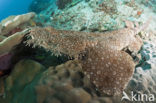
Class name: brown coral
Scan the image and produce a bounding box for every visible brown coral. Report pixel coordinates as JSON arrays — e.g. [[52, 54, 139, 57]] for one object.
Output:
[[26, 26, 143, 95]]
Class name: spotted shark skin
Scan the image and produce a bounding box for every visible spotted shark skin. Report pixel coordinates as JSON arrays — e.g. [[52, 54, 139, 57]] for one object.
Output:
[[26, 22, 145, 95]]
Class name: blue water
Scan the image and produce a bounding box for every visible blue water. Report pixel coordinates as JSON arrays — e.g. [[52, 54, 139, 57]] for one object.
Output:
[[0, 0, 33, 21]]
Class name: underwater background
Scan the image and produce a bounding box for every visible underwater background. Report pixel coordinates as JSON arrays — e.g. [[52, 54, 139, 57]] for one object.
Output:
[[0, 0, 33, 21], [0, 0, 156, 103]]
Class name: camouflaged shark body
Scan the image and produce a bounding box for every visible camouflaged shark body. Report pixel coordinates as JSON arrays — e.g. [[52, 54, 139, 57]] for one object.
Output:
[[26, 21, 144, 95]]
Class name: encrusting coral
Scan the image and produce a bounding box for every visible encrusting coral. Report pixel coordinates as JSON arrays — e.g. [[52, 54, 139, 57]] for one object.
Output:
[[25, 20, 144, 96]]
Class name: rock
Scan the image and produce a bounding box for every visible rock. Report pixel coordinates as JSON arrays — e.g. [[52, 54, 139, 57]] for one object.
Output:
[[6, 59, 45, 91], [0, 59, 45, 103], [0, 1, 155, 103], [19, 60, 96, 103], [34, 0, 150, 32], [123, 31, 156, 103], [0, 12, 36, 73]]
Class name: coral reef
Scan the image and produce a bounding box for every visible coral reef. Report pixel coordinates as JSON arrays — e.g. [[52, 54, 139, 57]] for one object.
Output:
[[0, 59, 45, 103], [0, 0, 155, 103], [6, 59, 45, 91], [25, 24, 143, 95], [0, 59, 92, 103], [0, 12, 35, 36], [0, 12, 36, 74], [35, 60, 92, 103], [34, 0, 151, 32], [0, 59, 117, 103], [0, 29, 30, 73], [98, 0, 117, 14], [0, 29, 30, 55]]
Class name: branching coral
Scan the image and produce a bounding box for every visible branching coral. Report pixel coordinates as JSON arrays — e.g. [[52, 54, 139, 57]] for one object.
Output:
[[26, 25, 143, 95]]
